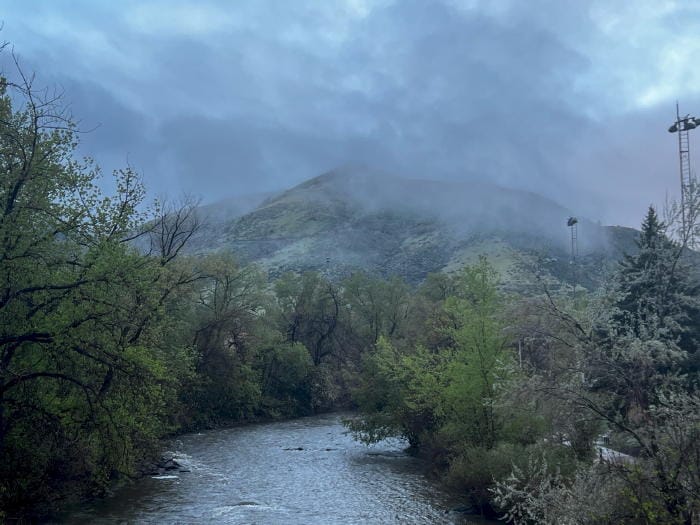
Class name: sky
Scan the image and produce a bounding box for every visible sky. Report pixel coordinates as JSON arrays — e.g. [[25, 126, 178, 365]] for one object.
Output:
[[2, 0, 700, 227]]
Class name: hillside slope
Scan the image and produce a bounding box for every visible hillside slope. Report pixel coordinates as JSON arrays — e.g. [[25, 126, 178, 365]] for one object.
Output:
[[185, 191, 276, 253], [189, 170, 635, 291]]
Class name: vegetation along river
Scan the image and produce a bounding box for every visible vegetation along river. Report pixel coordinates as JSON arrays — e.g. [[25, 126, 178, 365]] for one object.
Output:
[[61, 413, 497, 524]]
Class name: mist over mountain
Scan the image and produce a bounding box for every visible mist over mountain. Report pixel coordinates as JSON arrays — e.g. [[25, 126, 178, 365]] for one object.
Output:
[[189, 169, 634, 290], [185, 191, 275, 253]]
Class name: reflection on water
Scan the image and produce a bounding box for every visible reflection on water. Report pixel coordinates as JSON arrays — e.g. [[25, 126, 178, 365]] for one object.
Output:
[[61, 413, 497, 524]]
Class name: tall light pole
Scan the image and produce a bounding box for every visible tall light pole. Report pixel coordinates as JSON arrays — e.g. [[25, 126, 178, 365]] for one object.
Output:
[[567, 216, 578, 262], [567, 216, 578, 296], [667, 103, 699, 245]]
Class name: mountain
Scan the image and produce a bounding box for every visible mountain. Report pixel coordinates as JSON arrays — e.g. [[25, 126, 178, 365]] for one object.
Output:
[[184, 191, 276, 253], [189, 170, 636, 291]]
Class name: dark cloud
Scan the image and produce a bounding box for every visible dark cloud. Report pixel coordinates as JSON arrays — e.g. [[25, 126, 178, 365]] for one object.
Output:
[[1, 0, 699, 226]]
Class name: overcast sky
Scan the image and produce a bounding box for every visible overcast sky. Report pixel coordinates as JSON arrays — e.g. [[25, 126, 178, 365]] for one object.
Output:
[[2, 0, 700, 226]]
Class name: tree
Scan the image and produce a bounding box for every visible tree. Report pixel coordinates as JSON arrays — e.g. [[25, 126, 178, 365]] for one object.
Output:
[[0, 57, 194, 516], [608, 206, 700, 403], [494, 206, 700, 522], [346, 336, 444, 448], [614, 206, 700, 352], [347, 260, 518, 453], [181, 253, 267, 424], [342, 272, 411, 352], [274, 271, 341, 366], [439, 259, 513, 449]]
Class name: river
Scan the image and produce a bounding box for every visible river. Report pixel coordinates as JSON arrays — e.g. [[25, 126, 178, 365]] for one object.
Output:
[[61, 413, 497, 524]]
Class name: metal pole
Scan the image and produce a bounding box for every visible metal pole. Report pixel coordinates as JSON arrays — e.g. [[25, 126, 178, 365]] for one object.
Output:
[[567, 217, 578, 297], [677, 102, 687, 234]]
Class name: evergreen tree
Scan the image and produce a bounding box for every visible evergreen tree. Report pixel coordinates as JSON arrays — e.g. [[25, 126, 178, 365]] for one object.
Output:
[[614, 206, 700, 363]]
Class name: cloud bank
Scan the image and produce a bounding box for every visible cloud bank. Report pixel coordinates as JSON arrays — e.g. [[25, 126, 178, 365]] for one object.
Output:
[[2, 0, 699, 226]]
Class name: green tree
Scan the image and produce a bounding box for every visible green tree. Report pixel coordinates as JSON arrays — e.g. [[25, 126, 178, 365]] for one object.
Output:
[[439, 260, 513, 449], [342, 272, 411, 352], [179, 254, 267, 425], [347, 337, 444, 448], [494, 206, 700, 522], [274, 271, 341, 366], [348, 260, 516, 451], [0, 64, 193, 516], [614, 206, 700, 362], [258, 340, 314, 416]]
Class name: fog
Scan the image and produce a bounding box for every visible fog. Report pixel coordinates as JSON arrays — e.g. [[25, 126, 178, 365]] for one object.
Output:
[[217, 169, 607, 264], [2, 1, 700, 227]]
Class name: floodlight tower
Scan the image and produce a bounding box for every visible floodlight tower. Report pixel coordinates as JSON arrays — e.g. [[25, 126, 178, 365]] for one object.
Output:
[[667, 103, 699, 246], [567, 216, 578, 295], [567, 216, 578, 262]]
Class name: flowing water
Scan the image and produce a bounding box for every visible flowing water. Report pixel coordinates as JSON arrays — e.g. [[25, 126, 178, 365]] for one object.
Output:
[[61, 413, 497, 524]]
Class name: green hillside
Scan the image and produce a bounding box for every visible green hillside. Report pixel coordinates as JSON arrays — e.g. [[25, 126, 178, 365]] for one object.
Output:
[[189, 170, 637, 291]]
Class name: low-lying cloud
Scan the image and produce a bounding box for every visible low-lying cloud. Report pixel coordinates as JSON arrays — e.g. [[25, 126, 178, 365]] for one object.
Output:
[[1, 0, 699, 227]]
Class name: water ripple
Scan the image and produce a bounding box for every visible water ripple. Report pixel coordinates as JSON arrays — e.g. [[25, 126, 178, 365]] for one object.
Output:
[[61, 414, 495, 524]]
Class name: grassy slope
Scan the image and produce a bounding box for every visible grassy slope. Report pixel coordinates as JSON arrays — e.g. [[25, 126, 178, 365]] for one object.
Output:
[[194, 171, 638, 290]]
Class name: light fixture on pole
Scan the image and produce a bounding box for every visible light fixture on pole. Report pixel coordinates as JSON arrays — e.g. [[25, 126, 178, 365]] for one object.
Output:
[[567, 216, 578, 296], [668, 103, 699, 246], [567, 216, 578, 262]]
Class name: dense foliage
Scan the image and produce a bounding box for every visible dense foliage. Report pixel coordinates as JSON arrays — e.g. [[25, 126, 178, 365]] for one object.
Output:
[[0, 67, 429, 517], [348, 207, 700, 524], [0, 70, 406, 518]]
